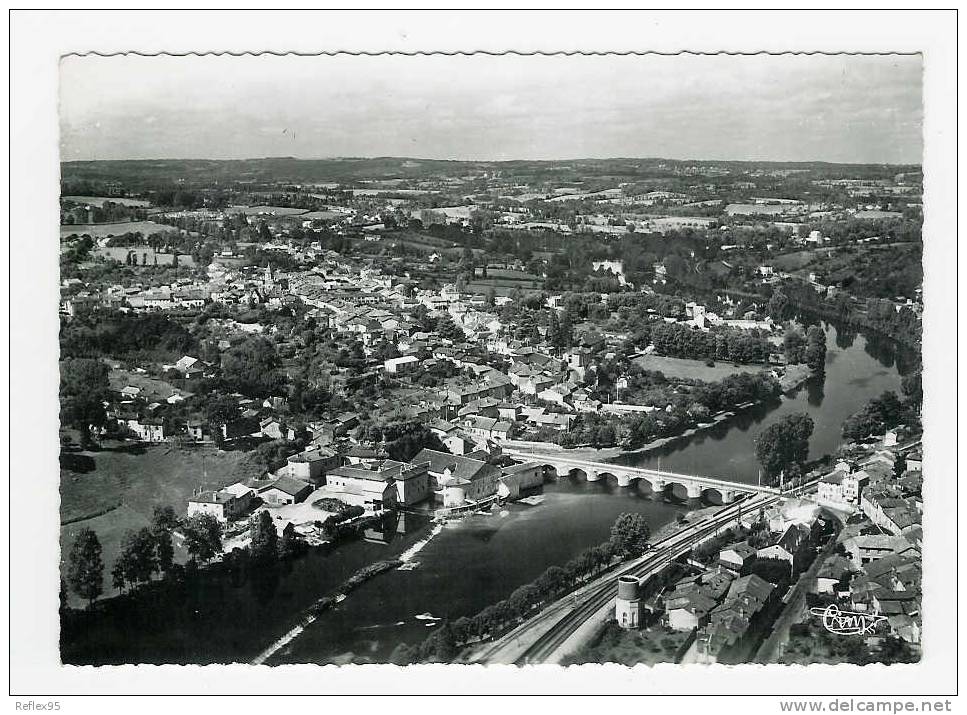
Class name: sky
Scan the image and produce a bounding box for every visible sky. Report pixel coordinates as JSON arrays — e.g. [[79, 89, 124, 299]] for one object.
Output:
[[59, 53, 923, 165]]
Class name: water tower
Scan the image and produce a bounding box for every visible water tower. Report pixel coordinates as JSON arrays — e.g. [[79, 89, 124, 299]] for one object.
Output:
[[615, 576, 642, 629]]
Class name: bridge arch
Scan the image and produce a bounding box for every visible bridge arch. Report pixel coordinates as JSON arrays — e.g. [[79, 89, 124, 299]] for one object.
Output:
[[505, 450, 770, 502], [699, 487, 739, 505], [594, 470, 624, 487], [539, 462, 567, 481], [656, 480, 690, 502]]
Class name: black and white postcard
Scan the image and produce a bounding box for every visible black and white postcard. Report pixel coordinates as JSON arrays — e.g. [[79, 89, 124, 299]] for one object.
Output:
[[8, 8, 959, 708]]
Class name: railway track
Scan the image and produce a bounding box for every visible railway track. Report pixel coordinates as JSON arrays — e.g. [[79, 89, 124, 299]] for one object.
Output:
[[513, 492, 782, 664], [502, 447, 895, 664]]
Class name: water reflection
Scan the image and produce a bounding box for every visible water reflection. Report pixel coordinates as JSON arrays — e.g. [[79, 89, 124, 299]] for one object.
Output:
[[613, 320, 910, 482], [835, 324, 857, 350], [806, 376, 825, 407]]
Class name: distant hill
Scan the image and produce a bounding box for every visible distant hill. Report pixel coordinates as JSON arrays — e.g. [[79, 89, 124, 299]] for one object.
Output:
[[60, 156, 922, 192]]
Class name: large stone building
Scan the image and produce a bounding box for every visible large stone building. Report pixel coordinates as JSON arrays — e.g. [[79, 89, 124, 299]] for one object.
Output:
[[413, 448, 501, 507]]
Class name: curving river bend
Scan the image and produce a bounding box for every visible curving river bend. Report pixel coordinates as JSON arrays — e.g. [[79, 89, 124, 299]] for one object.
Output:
[[61, 321, 915, 665]]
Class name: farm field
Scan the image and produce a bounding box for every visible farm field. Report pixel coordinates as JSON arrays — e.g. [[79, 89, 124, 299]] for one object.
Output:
[[854, 210, 903, 220], [381, 230, 458, 249], [725, 203, 793, 216], [469, 266, 543, 295], [62, 195, 152, 207], [467, 282, 542, 297], [227, 205, 308, 216], [352, 188, 437, 196], [772, 249, 828, 271], [96, 246, 196, 266], [60, 220, 180, 239], [108, 368, 193, 402], [632, 353, 767, 381], [473, 267, 542, 282]]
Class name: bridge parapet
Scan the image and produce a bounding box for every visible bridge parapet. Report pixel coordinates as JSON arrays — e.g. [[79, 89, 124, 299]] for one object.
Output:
[[508, 448, 778, 496]]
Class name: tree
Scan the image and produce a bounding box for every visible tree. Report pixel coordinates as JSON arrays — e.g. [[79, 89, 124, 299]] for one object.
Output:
[[182, 513, 222, 563], [842, 390, 913, 441], [382, 422, 446, 462], [894, 454, 908, 480], [755, 413, 814, 483], [389, 643, 418, 665], [66, 528, 103, 608], [151, 505, 179, 532], [559, 309, 574, 348], [436, 316, 466, 342], [901, 371, 922, 409], [117, 527, 159, 585], [804, 325, 827, 373], [250, 510, 278, 563], [205, 394, 242, 444], [767, 288, 789, 321], [60, 358, 110, 447], [220, 336, 284, 398], [154, 528, 174, 574], [609, 512, 651, 559], [279, 522, 306, 559], [419, 621, 457, 662], [111, 561, 127, 594], [783, 329, 806, 364]]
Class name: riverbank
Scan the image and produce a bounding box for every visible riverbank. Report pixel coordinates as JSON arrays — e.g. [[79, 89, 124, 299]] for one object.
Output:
[[504, 392, 780, 464], [458, 498, 749, 665], [779, 363, 814, 392], [253, 559, 401, 665]]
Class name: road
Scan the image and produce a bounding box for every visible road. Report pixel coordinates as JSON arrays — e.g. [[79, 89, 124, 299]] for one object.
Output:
[[753, 532, 837, 664], [469, 490, 782, 665]]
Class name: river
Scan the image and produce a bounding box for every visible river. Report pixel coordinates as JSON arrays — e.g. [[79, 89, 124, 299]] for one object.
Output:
[[611, 321, 916, 481], [60, 321, 915, 665]]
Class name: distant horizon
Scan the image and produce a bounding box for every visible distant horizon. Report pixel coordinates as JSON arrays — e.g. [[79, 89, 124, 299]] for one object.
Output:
[[60, 54, 922, 165], [60, 155, 922, 168]]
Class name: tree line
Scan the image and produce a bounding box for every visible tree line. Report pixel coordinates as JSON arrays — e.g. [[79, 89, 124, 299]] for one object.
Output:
[[390, 513, 652, 663], [842, 389, 919, 442], [65, 505, 312, 611], [643, 322, 775, 365]]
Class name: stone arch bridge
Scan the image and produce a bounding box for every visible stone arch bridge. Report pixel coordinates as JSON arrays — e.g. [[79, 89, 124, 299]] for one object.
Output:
[[503, 449, 780, 503]]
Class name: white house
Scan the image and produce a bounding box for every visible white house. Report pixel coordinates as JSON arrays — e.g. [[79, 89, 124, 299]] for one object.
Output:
[[384, 355, 420, 374]]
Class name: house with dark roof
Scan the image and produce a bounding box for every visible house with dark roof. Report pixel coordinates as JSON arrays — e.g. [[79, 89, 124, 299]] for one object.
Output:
[[756, 523, 812, 574], [285, 447, 341, 485], [257, 476, 314, 506], [665, 568, 736, 631], [345, 445, 387, 466], [187, 483, 253, 522], [413, 448, 501, 505], [498, 461, 544, 500], [718, 541, 757, 572], [813, 555, 855, 595], [693, 574, 778, 664]]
